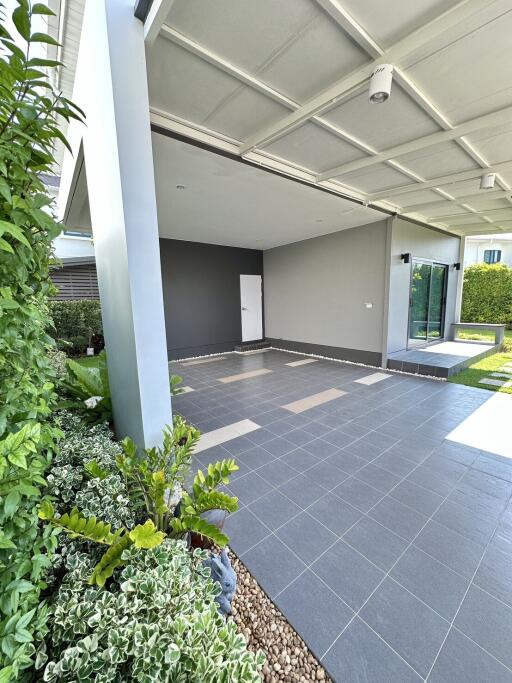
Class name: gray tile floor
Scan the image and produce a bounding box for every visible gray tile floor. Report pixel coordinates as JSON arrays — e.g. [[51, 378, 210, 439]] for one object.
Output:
[[171, 350, 512, 683]]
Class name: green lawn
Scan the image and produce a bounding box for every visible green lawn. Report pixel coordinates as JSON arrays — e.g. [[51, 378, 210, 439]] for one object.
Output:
[[449, 349, 512, 394], [457, 327, 512, 352], [74, 354, 101, 368]]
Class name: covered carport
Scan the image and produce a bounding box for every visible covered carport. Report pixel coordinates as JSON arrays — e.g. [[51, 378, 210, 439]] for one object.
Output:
[[56, 0, 512, 447]]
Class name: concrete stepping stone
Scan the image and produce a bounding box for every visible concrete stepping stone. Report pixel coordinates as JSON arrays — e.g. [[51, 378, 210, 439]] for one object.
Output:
[[479, 377, 512, 388], [491, 372, 512, 379]]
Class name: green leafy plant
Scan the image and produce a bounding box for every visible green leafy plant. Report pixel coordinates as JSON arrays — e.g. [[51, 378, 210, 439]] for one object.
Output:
[[117, 417, 239, 546], [170, 372, 184, 395], [0, 1, 84, 678], [462, 263, 512, 328], [0, 423, 59, 681], [42, 541, 264, 682], [39, 502, 165, 588], [48, 300, 102, 355], [40, 417, 239, 585], [60, 351, 112, 425]]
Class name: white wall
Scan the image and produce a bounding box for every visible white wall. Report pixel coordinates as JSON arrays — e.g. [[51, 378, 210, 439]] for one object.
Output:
[[53, 234, 94, 260], [387, 217, 461, 354], [465, 239, 512, 267], [263, 221, 388, 361]]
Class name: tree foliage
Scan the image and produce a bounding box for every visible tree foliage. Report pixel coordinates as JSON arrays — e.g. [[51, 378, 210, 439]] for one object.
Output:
[[0, 1, 83, 678], [461, 264, 512, 327]]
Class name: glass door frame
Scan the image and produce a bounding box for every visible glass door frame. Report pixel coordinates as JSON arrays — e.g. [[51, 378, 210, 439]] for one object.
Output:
[[407, 257, 449, 349]]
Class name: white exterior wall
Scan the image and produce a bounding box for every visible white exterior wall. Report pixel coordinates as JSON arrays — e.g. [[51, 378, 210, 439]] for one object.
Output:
[[53, 234, 94, 260], [465, 239, 512, 266]]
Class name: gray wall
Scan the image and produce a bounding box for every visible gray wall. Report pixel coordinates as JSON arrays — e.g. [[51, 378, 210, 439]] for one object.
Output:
[[387, 217, 461, 354], [160, 239, 263, 359], [263, 221, 388, 365]]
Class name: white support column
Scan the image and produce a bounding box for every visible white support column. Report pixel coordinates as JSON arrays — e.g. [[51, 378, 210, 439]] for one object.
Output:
[[455, 236, 467, 324], [67, 0, 172, 447]]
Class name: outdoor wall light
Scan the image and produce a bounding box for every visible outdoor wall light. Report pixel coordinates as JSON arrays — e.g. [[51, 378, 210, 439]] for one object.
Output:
[[454, 262, 461, 270], [401, 253, 411, 263], [176, 184, 186, 190], [369, 64, 393, 103], [480, 173, 496, 190]]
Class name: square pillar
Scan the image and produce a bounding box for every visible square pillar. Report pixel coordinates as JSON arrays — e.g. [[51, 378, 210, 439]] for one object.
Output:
[[65, 0, 172, 447]]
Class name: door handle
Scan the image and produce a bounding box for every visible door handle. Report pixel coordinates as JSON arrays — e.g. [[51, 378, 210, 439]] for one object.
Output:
[[241, 307, 248, 311]]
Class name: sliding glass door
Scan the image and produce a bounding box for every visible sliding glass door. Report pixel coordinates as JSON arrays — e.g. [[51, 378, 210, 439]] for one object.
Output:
[[408, 260, 448, 346]]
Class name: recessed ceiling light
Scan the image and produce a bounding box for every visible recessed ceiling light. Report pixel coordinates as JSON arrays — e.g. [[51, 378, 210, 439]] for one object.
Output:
[[369, 64, 393, 103], [176, 184, 186, 190]]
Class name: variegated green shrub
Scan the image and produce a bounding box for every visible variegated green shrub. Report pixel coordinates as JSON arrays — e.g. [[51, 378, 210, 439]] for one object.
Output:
[[42, 541, 264, 682]]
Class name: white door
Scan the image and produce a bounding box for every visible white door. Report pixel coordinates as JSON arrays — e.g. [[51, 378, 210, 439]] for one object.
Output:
[[240, 274, 263, 342]]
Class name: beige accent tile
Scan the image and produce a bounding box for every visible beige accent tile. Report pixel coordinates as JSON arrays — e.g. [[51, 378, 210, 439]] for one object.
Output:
[[286, 358, 318, 367], [355, 372, 391, 386], [282, 388, 346, 414], [218, 368, 272, 384], [194, 419, 260, 453], [181, 356, 226, 366]]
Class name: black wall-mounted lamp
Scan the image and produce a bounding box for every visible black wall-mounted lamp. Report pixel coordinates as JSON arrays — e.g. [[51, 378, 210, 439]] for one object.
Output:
[[401, 253, 411, 264], [454, 262, 461, 270]]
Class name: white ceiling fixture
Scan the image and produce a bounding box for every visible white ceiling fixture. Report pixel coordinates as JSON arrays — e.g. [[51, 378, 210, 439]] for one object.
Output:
[[480, 172, 496, 190], [369, 64, 393, 103]]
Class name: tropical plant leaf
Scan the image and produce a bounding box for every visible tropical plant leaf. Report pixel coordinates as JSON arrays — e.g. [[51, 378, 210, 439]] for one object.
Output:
[[89, 534, 132, 587], [170, 515, 229, 547], [128, 520, 165, 549]]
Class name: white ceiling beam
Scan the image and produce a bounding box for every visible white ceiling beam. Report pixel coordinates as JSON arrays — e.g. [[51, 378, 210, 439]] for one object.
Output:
[[400, 190, 510, 212], [144, 0, 175, 46], [426, 206, 512, 222], [239, 0, 488, 155], [159, 25, 375, 155], [149, 106, 370, 204], [316, 106, 512, 181], [369, 161, 512, 201], [453, 226, 512, 235]]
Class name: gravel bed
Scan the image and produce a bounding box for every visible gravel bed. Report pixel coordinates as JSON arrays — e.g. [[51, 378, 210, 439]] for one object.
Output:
[[229, 551, 331, 683]]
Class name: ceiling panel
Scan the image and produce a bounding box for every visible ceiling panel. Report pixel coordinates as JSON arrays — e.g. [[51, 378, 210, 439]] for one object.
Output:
[[259, 13, 369, 103], [393, 141, 478, 180], [167, 0, 318, 72], [338, 163, 411, 194], [147, 40, 240, 123], [465, 126, 512, 166], [406, 5, 512, 123], [324, 83, 441, 151], [151, 134, 384, 249], [204, 88, 289, 141], [388, 189, 446, 208], [337, 0, 461, 48], [263, 122, 367, 173]]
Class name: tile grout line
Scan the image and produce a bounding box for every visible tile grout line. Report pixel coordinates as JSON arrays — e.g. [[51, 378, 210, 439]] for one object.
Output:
[[319, 465, 468, 671], [424, 485, 512, 681]]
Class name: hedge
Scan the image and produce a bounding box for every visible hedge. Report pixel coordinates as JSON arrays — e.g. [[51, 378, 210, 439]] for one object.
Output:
[[461, 264, 512, 327], [49, 300, 103, 354]]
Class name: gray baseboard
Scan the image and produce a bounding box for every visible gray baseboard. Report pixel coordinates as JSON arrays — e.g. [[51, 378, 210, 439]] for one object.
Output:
[[266, 338, 382, 367], [168, 340, 239, 360]]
